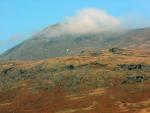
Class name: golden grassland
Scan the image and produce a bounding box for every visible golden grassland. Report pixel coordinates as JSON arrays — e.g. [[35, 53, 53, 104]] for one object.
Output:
[[0, 48, 150, 113]]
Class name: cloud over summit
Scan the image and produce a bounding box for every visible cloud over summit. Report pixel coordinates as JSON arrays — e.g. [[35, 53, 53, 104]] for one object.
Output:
[[34, 8, 150, 38], [63, 8, 120, 33], [42, 8, 121, 37]]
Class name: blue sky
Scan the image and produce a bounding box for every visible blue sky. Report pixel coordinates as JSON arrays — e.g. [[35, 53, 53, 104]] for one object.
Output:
[[0, 0, 150, 53]]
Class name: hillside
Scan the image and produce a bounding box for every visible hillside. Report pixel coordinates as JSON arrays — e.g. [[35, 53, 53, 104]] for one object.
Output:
[[0, 48, 150, 113], [0, 26, 149, 60]]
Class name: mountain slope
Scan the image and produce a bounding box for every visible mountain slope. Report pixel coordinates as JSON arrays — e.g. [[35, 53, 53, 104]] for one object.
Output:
[[0, 49, 150, 113], [117, 27, 150, 49], [0, 26, 150, 60]]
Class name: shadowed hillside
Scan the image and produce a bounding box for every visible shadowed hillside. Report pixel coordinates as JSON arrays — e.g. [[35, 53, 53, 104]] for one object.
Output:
[[0, 27, 149, 60]]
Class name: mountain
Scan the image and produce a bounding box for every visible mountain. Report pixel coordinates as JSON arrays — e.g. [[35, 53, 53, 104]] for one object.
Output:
[[0, 25, 150, 60]]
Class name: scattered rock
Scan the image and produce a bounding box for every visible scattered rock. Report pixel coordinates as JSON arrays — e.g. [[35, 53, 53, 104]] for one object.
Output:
[[122, 76, 150, 84], [118, 64, 150, 70], [2, 67, 13, 75], [48, 68, 57, 72], [80, 50, 101, 56], [1, 67, 30, 80], [78, 62, 107, 69]]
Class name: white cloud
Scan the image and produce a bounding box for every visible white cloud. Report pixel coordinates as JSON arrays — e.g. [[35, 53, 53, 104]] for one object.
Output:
[[62, 8, 121, 34], [34, 8, 150, 38], [41, 8, 121, 37]]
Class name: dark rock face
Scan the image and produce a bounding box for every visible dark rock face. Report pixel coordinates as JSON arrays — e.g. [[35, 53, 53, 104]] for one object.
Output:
[[66, 65, 75, 70], [122, 76, 150, 84], [118, 64, 150, 70], [109, 48, 122, 54]]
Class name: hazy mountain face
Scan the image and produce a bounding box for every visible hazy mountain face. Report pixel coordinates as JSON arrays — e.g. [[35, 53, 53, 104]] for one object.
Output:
[[0, 8, 150, 61], [0, 26, 150, 60]]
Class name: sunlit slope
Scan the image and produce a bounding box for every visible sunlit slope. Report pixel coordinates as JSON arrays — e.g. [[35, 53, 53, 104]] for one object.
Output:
[[0, 49, 150, 113]]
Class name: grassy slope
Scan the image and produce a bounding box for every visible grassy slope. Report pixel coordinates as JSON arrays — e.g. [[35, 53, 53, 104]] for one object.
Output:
[[0, 49, 150, 113]]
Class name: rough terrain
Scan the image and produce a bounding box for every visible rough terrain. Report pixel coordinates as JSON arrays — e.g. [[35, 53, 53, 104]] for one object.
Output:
[[0, 48, 150, 113]]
